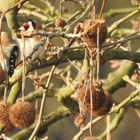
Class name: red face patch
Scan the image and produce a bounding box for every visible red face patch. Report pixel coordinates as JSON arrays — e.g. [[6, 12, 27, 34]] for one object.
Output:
[[23, 22, 29, 28]]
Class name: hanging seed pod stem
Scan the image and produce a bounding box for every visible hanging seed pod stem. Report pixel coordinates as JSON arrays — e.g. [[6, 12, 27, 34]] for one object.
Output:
[[29, 65, 56, 140], [98, 0, 107, 19], [21, 34, 26, 101]]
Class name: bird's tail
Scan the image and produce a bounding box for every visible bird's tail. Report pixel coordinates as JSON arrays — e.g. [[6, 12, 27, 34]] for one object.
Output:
[[7, 45, 19, 77]]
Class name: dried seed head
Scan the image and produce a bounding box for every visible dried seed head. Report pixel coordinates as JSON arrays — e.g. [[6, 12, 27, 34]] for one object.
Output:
[[74, 114, 86, 128], [0, 101, 14, 132], [83, 136, 96, 140], [93, 92, 112, 116], [55, 17, 67, 28], [81, 19, 107, 54], [77, 80, 112, 116], [9, 101, 36, 129]]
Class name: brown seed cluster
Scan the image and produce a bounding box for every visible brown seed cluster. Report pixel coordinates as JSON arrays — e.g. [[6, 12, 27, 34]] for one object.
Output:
[[55, 17, 67, 28], [77, 80, 112, 116], [81, 19, 107, 54], [9, 101, 36, 129], [83, 136, 96, 140], [0, 101, 14, 132]]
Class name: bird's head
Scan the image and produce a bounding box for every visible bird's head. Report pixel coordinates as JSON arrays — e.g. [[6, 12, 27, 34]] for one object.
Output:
[[19, 20, 36, 32]]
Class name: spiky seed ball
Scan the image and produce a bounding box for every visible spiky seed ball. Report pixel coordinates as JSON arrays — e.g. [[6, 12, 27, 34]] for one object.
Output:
[[9, 101, 36, 129], [82, 19, 107, 53], [55, 17, 67, 28], [83, 136, 96, 140], [0, 101, 14, 132], [78, 80, 112, 116], [93, 92, 112, 116]]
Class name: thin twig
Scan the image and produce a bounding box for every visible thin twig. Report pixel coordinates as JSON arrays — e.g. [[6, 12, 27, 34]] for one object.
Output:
[[98, 0, 107, 19], [96, 27, 100, 81], [73, 116, 103, 140], [104, 8, 137, 18], [21, 35, 26, 101], [123, 75, 140, 90], [66, 0, 95, 33], [106, 115, 111, 140], [108, 9, 140, 34], [29, 65, 56, 140], [97, 108, 126, 140]]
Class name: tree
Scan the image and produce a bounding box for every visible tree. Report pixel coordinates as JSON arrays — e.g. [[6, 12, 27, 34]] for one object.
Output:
[[0, 0, 140, 140]]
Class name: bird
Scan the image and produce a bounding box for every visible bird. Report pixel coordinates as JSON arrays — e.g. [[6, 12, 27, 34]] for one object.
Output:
[[17, 19, 46, 62], [0, 20, 46, 83], [0, 31, 19, 83]]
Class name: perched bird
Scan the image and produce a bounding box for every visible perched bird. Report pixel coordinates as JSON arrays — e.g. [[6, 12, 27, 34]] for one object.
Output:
[[0, 20, 46, 83], [18, 20, 46, 61], [0, 31, 19, 82]]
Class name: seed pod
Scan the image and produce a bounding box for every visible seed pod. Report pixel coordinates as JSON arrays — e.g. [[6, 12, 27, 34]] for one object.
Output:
[[9, 101, 36, 129], [0, 101, 14, 132], [83, 136, 96, 140], [55, 17, 67, 28], [81, 19, 107, 54], [78, 80, 112, 116]]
